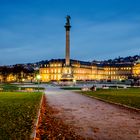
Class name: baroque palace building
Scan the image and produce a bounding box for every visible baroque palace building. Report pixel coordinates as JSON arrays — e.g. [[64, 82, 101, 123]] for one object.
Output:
[[39, 16, 140, 82], [40, 59, 139, 82]]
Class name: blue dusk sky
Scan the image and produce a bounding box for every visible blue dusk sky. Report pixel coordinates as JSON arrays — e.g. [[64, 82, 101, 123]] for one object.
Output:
[[0, 0, 140, 65]]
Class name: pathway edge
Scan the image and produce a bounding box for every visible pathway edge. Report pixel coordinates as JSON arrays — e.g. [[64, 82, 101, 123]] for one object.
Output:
[[30, 93, 44, 139]]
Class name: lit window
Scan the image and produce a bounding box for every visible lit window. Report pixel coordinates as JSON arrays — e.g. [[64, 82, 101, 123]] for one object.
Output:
[[58, 69, 61, 73], [55, 69, 57, 73]]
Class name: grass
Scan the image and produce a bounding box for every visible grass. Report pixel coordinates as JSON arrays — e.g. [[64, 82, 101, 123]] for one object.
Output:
[[0, 84, 45, 92], [0, 84, 19, 91], [80, 88, 140, 109], [20, 87, 45, 90], [0, 92, 42, 139], [61, 87, 81, 90]]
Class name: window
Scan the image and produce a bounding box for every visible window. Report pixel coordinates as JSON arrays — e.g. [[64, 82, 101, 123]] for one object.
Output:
[[58, 69, 61, 73], [55, 69, 57, 73]]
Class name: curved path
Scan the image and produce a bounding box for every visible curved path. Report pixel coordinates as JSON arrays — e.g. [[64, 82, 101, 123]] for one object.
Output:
[[44, 86, 140, 140]]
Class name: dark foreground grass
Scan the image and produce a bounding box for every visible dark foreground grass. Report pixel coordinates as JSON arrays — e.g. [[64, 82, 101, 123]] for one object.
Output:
[[0, 92, 42, 139], [80, 88, 140, 109]]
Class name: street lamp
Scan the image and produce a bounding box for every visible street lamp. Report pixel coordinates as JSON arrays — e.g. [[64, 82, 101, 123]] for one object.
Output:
[[36, 75, 41, 92], [22, 78, 25, 83]]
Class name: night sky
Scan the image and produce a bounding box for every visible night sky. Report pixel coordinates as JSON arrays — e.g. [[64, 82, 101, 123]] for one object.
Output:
[[0, 0, 140, 65]]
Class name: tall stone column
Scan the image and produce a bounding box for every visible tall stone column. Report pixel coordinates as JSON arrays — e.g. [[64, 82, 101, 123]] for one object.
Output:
[[65, 15, 71, 66], [61, 15, 74, 83]]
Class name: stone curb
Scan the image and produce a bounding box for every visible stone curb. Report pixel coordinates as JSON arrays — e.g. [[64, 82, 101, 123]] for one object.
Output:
[[79, 93, 140, 113], [30, 93, 44, 139]]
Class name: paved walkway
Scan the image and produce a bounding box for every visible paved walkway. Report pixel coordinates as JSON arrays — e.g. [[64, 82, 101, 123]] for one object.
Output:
[[44, 86, 140, 140]]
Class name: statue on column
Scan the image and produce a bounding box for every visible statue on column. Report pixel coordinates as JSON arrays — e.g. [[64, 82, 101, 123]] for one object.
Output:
[[66, 15, 71, 25]]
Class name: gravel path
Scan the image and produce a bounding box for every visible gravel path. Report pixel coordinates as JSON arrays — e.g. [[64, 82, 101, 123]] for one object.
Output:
[[44, 86, 140, 140]]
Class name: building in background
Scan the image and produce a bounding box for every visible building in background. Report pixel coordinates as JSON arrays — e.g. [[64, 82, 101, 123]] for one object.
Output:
[[40, 59, 140, 82]]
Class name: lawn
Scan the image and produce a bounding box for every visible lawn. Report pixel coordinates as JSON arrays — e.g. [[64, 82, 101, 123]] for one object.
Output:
[[0, 84, 45, 92], [61, 87, 81, 90], [80, 88, 140, 109], [20, 86, 45, 91], [0, 84, 19, 91], [0, 92, 42, 139]]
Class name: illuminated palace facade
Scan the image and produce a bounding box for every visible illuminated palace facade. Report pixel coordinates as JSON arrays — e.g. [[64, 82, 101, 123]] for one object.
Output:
[[39, 16, 140, 82], [39, 59, 140, 82]]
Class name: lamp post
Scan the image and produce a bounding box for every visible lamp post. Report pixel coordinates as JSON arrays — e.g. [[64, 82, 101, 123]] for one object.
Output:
[[36, 75, 41, 92]]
